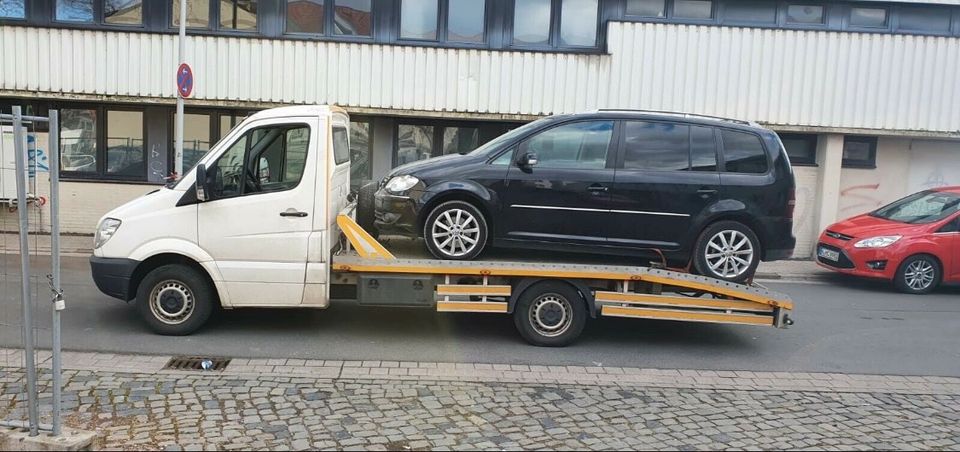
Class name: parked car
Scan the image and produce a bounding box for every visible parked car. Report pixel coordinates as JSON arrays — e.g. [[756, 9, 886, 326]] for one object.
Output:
[[371, 110, 797, 283], [817, 187, 960, 294]]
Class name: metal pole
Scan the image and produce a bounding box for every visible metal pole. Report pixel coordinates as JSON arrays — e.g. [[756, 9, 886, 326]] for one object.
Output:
[[48, 110, 62, 437], [175, 0, 187, 177], [12, 106, 39, 436]]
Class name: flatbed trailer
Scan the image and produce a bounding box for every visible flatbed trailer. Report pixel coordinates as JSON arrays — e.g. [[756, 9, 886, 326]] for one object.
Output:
[[332, 212, 794, 346]]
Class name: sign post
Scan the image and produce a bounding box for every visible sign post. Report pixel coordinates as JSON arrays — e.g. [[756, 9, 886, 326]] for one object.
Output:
[[174, 0, 189, 179]]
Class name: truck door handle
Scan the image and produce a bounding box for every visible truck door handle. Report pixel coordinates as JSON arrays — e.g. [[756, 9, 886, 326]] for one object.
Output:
[[587, 184, 609, 193], [280, 210, 309, 218]]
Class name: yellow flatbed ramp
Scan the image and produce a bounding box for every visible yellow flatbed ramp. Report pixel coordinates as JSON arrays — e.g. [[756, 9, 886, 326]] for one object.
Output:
[[333, 214, 794, 331]]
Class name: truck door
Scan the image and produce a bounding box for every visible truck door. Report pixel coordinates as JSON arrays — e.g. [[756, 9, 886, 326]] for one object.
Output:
[[198, 116, 319, 307]]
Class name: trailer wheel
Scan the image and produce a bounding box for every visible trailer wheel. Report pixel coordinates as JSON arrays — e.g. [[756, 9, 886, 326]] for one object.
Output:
[[513, 281, 587, 347], [136, 264, 215, 336]]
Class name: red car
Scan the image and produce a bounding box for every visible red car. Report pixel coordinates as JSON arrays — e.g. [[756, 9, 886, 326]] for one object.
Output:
[[817, 186, 960, 294]]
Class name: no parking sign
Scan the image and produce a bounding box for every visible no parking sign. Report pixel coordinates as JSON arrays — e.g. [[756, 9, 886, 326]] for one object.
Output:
[[176, 63, 193, 98]]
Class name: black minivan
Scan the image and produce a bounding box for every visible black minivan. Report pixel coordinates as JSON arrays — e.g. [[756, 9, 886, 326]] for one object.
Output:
[[369, 110, 796, 283]]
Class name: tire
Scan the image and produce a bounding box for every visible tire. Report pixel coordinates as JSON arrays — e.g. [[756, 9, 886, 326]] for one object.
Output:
[[357, 181, 379, 239], [693, 221, 762, 284], [513, 281, 588, 347], [423, 200, 488, 260], [894, 254, 941, 295], [136, 264, 216, 335]]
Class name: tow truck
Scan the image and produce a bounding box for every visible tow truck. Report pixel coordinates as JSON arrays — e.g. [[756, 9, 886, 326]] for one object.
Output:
[[90, 105, 794, 346]]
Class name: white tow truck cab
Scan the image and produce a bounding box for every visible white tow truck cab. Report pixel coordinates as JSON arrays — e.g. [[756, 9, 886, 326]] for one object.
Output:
[[91, 105, 793, 346]]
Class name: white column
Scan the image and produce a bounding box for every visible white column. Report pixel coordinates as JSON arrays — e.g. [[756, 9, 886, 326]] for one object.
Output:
[[816, 134, 845, 234]]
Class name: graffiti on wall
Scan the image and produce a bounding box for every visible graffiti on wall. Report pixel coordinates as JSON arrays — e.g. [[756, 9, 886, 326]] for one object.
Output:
[[839, 183, 882, 216]]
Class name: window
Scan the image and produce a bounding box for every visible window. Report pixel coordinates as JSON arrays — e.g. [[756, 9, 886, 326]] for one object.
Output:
[[56, 0, 93, 22], [721, 129, 767, 174], [332, 126, 350, 165], [850, 7, 887, 28], [104, 0, 142, 25], [898, 6, 951, 33], [622, 122, 690, 171], [842, 136, 877, 168], [786, 4, 824, 25], [0, 0, 25, 19], [218, 113, 248, 141], [938, 215, 960, 233], [560, 0, 599, 47], [513, 0, 552, 46], [779, 133, 817, 165], [181, 113, 212, 171], [349, 120, 372, 190], [221, 0, 257, 31], [442, 127, 480, 155], [447, 0, 485, 43], [397, 124, 434, 165], [106, 110, 145, 178], [60, 109, 98, 174], [625, 0, 665, 18], [690, 125, 717, 171], [333, 0, 372, 36], [400, 0, 439, 40], [724, 1, 776, 24], [519, 121, 613, 169], [673, 0, 713, 20], [172, 0, 211, 28], [872, 191, 960, 225], [286, 0, 324, 34], [220, 125, 311, 194]]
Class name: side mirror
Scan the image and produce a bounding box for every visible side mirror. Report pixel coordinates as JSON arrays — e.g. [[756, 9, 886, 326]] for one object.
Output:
[[519, 152, 539, 168], [195, 164, 211, 202]]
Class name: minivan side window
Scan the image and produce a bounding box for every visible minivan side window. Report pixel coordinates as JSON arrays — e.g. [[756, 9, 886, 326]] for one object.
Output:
[[210, 124, 311, 198], [721, 129, 768, 174], [519, 121, 614, 169], [622, 121, 689, 171], [690, 125, 717, 172]]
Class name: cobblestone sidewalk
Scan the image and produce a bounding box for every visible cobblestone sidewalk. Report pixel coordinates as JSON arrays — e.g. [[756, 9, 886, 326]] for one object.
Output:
[[1, 350, 959, 450]]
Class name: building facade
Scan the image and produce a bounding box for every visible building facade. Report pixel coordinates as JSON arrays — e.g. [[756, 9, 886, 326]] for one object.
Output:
[[1, 0, 959, 257]]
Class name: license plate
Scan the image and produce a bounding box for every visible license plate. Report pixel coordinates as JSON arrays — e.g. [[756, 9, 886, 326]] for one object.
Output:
[[818, 247, 840, 262]]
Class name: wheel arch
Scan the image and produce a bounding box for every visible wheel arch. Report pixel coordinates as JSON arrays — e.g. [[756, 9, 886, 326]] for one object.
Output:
[[508, 278, 598, 319], [694, 212, 769, 260], [129, 253, 221, 306], [417, 186, 496, 237]]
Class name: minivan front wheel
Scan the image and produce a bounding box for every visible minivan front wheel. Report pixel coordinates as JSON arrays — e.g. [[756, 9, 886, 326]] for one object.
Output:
[[423, 200, 488, 260], [694, 221, 761, 284]]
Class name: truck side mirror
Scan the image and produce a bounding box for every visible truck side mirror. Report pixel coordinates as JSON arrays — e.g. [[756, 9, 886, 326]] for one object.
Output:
[[195, 164, 211, 202], [519, 152, 539, 168]]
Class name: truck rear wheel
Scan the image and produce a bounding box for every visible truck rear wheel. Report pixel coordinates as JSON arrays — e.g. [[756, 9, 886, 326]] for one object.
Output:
[[136, 264, 215, 336], [513, 281, 587, 347]]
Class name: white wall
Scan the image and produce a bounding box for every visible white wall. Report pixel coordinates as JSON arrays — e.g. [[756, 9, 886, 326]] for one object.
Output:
[[791, 166, 821, 258]]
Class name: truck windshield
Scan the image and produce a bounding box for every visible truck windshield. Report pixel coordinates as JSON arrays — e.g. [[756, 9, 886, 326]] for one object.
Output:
[[870, 190, 960, 224]]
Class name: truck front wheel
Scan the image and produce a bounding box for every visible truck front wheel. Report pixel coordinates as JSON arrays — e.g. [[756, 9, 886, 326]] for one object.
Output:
[[513, 281, 587, 347], [136, 264, 215, 335]]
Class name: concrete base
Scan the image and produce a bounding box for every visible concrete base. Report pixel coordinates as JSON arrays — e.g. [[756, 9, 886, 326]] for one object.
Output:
[[0, 427, 96, 451]]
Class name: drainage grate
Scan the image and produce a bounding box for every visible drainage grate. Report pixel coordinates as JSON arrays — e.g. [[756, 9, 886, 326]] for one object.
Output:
[[163, 356, 231, 371]]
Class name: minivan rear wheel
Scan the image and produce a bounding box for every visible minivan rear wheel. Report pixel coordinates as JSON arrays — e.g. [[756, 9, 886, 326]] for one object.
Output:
[[423, 200, 488, 260], [693, 221, 761, 284]]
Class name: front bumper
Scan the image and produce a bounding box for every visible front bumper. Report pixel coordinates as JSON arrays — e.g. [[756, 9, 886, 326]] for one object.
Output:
[[90, 256, 139, 301], [374, 189, 421, 236], [815, 236, 898, 280]]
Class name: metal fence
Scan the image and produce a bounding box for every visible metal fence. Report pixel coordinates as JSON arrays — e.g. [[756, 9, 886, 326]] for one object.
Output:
[[0, 107, 63, 436]]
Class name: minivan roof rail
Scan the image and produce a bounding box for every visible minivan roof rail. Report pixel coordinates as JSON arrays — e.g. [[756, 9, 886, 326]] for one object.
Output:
[[594, 109, 760, 127]]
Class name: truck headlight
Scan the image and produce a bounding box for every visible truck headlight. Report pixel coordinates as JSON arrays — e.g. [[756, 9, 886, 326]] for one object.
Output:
[[385, 175, 420, 195], [95, 218, 122, 249], [853, 235, 901, 248]]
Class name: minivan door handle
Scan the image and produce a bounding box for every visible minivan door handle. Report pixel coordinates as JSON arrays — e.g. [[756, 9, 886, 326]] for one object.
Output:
[[697, 188, 718, 197], [280, 209, 309, 218], [587, 184, 609, 193]]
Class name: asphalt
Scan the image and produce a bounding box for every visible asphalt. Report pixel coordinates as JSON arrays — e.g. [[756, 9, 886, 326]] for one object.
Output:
[[1, 254, 958, 377]]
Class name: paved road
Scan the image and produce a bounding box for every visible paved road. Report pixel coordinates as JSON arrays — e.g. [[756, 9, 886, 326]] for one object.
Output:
[[1, 255, 958, 377]]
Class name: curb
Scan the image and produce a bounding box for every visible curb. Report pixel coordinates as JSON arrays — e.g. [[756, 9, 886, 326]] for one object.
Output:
[[0, 426, 96, 451]]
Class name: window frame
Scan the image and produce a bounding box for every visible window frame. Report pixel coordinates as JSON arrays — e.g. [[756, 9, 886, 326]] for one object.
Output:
[[0, 0, 28, 21], [622, 0, 667, 19], [671, 0, 717, 22], [841, 135, 878, 169], [507, 0, 602, 51], [58, 103, 151, 183], [102, 0, 146, 28], [783, 3, 826, 27], [720, 0, 777, 26], [167, 108, 218, 175], [392, 118, 514, 167], [348, 117, 374, 189], [514, 118, 618, 170], [398, 0, 442, 42], [894, 4, 954, 36], [846, 4, 890, 31], [207, 121, 313, 200], [716, 127, 772, 175], [777, 132, 818, 166], [170, 0, 216, 31], [54, 0, 99, 25], [617, 119, 695, 172], [283, 0, 376, 42]]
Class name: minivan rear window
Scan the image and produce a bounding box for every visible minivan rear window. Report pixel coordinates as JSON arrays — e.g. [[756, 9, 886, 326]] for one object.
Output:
[[721, 129, 768, 174], [622, 121, 690, 171]]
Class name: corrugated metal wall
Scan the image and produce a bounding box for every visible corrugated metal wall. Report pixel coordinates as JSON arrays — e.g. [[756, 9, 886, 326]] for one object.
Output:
[[1, 22, 958, 133]]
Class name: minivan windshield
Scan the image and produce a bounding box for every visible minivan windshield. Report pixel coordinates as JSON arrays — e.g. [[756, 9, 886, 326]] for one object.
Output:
[[467, 117, 551, 157], [870, 190, 960, 224]]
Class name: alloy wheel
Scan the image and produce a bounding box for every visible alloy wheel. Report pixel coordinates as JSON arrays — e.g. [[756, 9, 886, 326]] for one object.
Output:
[[705, 230, 755, 279], [904, 260, 936, 291], [431, 208, 481, 257]]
